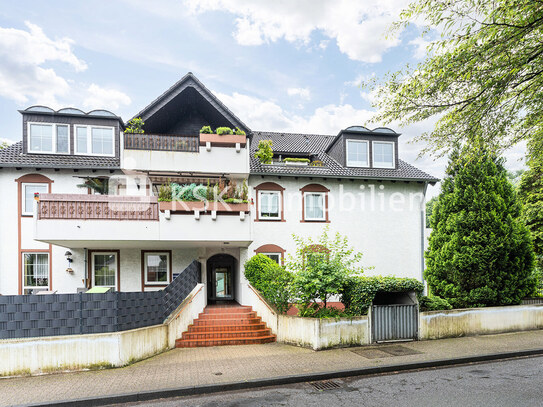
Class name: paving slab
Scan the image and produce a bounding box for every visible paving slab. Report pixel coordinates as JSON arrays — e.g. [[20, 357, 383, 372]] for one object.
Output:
[[1, 329, 543, 407]]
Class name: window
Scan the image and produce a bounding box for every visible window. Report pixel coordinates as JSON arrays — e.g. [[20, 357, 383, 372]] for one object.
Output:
[[75, 125, 115, 156], [346, 140, 368, 167], [144, 252, 170, 285], [22, 183, 48, 216], [28, 123, 70, 154], [373, 141, 395, 168], [304, 192, 325, 221], [264, 253, 281, 264], [92, 252, 117, 288], [23, 253, 49, 294], [259, 191, 281, 219]]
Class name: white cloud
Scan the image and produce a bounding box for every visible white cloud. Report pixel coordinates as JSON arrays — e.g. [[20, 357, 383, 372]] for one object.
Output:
[[287, 87, 311, 100], [409, 37, 432, 60], [0, 22, 87, 105], [184, 0, 410, 63], [82, 84, 132, 111]]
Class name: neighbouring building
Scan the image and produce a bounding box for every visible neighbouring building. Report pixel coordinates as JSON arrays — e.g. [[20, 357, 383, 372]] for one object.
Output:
[[0, 73, 438, 304]]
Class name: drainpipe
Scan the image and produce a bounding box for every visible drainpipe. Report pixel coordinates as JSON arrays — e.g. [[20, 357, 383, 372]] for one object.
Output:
[[84, 248, 88, 288], [420, 182, 428, 294]]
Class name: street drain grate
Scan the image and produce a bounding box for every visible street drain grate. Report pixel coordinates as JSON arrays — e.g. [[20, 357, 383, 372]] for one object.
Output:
[[309, 380, 342, 391], [351, 345, 422, 359]]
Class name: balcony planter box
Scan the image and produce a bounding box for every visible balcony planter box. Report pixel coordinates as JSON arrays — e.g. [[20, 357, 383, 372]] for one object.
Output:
[[208, 202, 250, 213], [159, 201, 205, 212], [284, 161, 309, 166], [199, 133, 247, 147]]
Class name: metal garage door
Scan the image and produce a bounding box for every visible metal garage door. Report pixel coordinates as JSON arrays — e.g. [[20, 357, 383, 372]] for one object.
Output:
[[371, 292, 419, 342]]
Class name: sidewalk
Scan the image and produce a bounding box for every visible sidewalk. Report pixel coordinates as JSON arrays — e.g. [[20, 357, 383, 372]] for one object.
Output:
[[3, 329, 543, 407]]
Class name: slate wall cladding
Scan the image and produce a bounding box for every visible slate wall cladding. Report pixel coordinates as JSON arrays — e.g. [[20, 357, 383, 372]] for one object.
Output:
[[0, 260, 200, 339]]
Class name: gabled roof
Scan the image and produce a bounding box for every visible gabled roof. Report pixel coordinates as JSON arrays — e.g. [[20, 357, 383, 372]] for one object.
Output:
[[0, 142, 119, 170], [250, 131, 438, 183], [131, 72, 250, 133]]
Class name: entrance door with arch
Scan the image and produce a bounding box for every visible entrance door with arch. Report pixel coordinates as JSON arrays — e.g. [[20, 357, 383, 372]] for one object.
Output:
[[206, 254, 236, 302]]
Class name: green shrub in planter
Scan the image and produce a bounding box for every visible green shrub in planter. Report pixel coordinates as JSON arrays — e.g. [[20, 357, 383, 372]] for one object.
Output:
[[341, 276, 424, 316], [419, 295, 452, 311], [193, 184, 208, 201], [234, 127, 246, 135], [216, 126, 233, 135], [244, 254, 294, 314], [200, 125, 213, 134], [283, 157, 310, 163], [158, 184, 172, 202], [255, 140, 273, 164]]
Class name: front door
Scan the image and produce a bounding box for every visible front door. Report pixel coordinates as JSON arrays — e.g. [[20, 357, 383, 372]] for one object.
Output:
[[207, 254, 235, 302]]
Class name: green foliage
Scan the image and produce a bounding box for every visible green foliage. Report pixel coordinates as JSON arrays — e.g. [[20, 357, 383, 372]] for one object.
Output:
[[255, 140, 273, 164], [425, 196, 438, 228], [193, 184, 208, 201], [199, 125, 213, 134], [125, 117, 144, 134], [244, 254, 294, 314], [0, 141, 9, 150], [76, 177, 109, 195], [158, 184, 172, 202], [519, 138, 543, 272], [370, 0, 543, 158], [234, 127, 246, 135], [240, 179, 249, 201], [341, 276, 424, 316], [216, 126, 233, 135], [419, 295, 452, 312], [283, 157, 310, 163], [425, 145, 536, 308], [287, 227, 366, 315]]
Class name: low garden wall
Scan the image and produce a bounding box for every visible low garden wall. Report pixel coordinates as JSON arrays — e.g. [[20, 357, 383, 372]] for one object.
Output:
[[420, 304, 543, 339], [0, 284, 206, 377]]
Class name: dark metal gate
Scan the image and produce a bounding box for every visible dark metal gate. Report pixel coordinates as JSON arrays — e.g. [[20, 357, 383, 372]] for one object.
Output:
[[371, 292, 419, 343]]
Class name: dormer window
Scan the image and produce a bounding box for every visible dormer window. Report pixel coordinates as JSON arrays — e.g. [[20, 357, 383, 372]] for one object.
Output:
[[346, 140, 368, 167], [373, 141, 395, 168], [28, 123, 69, 154], [75, 125, 115, 156]]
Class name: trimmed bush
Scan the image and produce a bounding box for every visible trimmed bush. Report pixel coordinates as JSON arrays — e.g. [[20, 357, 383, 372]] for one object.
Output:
[[216, 126, 233, 135], [341, 276, 424, 316], [419, 295, 452, 312], [244, 254, 293, 314]]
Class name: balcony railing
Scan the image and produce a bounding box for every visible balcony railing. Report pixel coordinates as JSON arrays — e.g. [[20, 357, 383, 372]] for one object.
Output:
[[124, 133, 199, 152], [37, 194, 159, 221]]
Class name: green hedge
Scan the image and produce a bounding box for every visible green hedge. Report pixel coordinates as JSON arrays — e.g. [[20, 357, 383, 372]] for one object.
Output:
[[244, 254, 293, 314], [419, 295, 452, 311], [340, 276, 424, 316]]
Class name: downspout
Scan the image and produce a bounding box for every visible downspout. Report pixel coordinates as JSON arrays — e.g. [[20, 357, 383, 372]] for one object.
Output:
[[84, 248, 88, 288], [421, 182, 428, 295]]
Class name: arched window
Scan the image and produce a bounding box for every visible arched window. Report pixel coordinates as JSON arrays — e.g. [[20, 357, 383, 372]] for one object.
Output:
[[254, 182, 285, 221], [300, 184, 330, 223], [255, 244, 286, 265]]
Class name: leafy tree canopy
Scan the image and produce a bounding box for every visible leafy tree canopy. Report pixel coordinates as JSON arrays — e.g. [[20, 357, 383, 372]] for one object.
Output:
[[0, 141, 9, 150], [425, 144, 536, 307], [370, 0, 543, 158]]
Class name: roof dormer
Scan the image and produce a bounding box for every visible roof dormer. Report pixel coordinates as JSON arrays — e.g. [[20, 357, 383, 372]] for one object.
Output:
[[326, 126, 400, 170]]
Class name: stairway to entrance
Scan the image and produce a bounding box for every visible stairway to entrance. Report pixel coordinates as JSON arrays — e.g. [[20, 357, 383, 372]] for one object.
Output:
[[175, 303, 276, 348]]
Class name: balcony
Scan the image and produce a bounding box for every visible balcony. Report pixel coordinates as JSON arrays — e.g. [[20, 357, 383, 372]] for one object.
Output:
[[34, 194, 252, 249], [122, 133, 249, 177]]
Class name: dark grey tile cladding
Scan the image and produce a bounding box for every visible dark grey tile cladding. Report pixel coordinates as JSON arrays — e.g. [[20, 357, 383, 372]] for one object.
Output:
[[0, 260, 200, 339], [250, 131, 438, 182], [0, 141, 119, 169]]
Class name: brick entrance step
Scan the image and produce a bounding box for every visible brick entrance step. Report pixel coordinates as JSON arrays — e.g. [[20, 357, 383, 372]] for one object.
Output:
[[175, 303, 276, 348]]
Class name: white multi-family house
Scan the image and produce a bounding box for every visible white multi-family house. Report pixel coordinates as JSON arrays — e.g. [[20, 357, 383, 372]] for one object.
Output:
[[0, 73, 437, 306]]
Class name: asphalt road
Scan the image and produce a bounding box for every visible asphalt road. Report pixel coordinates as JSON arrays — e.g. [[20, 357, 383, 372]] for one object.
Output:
[[108, 356, 543, 407]]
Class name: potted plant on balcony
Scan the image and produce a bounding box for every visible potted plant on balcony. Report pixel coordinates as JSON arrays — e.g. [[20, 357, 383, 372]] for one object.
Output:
[[125, 117, 145, 134], [255, 140, 273, 164], [199, 125, 247, 147], [283, 157, 310, 166]]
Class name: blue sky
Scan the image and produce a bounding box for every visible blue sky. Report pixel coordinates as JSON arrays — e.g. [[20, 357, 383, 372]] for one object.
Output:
[[0, 0, 526, 196]]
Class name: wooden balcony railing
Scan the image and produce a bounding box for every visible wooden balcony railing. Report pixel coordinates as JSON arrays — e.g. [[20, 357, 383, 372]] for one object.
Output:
[[37, 194, 159, 221], [124, 133, 199, 152]]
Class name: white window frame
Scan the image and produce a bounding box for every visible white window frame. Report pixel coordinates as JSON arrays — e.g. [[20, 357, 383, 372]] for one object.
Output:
[[263, 253, 282, 264], [304, 192, 326, 221], [27, 122, 71, 155], [258, 190, 281, 220], [144, 252, 171, 285], [21, 182, 48, 216], [92, 252, 118, 289], [22, 252, 49, 294], [74, 125, 116, 157], [346, 139, 369, 167], [372, 141, 395, 169]]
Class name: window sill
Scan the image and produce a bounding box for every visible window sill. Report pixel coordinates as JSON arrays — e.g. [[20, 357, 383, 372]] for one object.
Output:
[[300, 219, 330, 223], [255, 219, 286, 222]]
